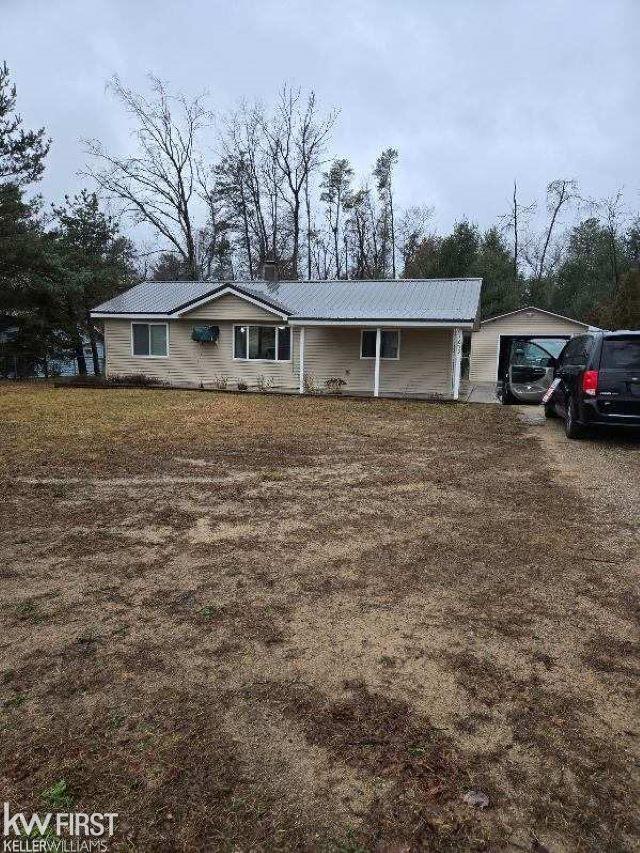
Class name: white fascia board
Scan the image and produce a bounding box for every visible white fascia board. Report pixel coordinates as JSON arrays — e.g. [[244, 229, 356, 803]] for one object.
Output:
[[174, 286, 288, 319], [287, 319, 475, 329], [91, 312, 174, 320]]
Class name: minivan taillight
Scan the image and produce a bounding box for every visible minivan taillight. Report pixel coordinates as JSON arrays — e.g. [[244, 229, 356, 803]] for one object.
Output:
[[582, 370, 599, 396]]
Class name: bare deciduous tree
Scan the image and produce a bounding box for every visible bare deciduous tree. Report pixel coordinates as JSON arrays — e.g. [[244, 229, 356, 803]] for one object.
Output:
[[527, 178, 579, 285], [600, 190, 627, 288], [215, 102, 288, 277], [500, 180, 535, 282], [84, 76, 211, 280], [397, 205, 433, 273], [261, 86, 336, 277]]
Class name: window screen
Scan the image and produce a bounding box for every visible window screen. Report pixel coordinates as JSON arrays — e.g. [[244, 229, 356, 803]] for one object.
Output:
[[132, 324, 149, 356], [149, 324, 167, 356], [234, 325, 290, 361], [361, 330, 376, 358], [381, 331, 399, 359], [234, 325, 248, 359], [249, 326, 276, 359], [361, 330, 399, 359], [132, 323, 167, 356], [277, 327, 291, 361]]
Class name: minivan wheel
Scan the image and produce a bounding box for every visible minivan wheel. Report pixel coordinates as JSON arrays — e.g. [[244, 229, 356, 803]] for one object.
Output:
[[565, 397, 585, 439]]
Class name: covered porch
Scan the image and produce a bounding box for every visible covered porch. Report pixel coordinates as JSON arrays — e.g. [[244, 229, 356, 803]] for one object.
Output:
[[292, 323, 466, 400]]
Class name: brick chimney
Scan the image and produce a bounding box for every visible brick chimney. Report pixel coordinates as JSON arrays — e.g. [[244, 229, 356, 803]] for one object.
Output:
[[262, 257, 279, 282]]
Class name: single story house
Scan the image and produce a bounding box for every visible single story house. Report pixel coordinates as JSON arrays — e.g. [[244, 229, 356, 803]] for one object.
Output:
[[91, 278, 482, 399], [468, 306, 593, 386]]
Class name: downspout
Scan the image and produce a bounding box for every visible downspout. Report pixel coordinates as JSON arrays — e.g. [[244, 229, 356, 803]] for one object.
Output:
[[298, 326, 305, 394], [451, 328, 463, 400]]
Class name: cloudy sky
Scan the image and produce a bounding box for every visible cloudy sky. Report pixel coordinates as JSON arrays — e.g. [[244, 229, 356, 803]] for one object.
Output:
[[4, 0, 639, 237]]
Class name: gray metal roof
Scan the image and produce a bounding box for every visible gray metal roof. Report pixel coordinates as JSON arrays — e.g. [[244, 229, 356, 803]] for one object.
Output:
[[93, 278, 482, 323], [92, 280, 229, 315], [481, 306, 590, 327]]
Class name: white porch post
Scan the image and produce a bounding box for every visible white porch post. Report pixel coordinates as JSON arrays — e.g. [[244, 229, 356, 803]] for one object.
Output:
[[451, 327, 463, 400], [374, 327, 381, 398], [298, 326, 305, 394]]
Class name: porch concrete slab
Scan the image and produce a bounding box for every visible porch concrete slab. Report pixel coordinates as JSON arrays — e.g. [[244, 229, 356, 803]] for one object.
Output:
[[459, 382, 499, 404]]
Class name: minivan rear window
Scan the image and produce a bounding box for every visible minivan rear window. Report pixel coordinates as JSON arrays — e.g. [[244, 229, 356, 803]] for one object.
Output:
[[601, 337, 640, 370]]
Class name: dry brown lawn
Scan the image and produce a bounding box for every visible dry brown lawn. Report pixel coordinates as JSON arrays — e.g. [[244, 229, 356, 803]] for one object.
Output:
[[0, 383, 639, 852]]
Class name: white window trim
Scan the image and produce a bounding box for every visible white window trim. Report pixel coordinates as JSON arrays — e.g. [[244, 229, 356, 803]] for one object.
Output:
[[360, 328, 401, 360], [131, 321, 169, 359], [232, 324, 292, 363]]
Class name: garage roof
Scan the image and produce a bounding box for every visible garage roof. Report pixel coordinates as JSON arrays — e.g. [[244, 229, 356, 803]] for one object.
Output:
[[92, 278, 482, 326], [481, 306, 591, 327]]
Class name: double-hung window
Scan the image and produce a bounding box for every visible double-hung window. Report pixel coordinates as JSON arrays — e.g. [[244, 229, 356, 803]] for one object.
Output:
[[131, 322, 168, 357], [234, 325, 291, 361], [361, 329, 400, 359]]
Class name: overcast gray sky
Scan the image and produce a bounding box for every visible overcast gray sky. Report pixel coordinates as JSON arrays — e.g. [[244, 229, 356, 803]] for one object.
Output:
[[4, 0, 639, 237]]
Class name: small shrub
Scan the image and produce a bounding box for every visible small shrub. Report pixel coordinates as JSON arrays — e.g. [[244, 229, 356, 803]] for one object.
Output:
[[15, 600, 42, 622], [41, 779, 74, 810], [237, 380, 248, 392], [255, 374, 274, 392], [212, 375, 229, 391], [325, 376, 347, 394], [106, 373, 164, 387], [4, 692, 27, 709], [263, 468, 286, 482], [303, 372, 317, 394]]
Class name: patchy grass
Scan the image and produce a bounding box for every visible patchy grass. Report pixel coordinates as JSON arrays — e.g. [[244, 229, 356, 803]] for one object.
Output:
[[1, 382, 639, 851], [41, 779, 74, 810]]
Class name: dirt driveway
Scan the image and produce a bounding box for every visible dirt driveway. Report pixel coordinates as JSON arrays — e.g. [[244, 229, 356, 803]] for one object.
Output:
[[518, 404, 640, 532], [1, 385, 639, 851]]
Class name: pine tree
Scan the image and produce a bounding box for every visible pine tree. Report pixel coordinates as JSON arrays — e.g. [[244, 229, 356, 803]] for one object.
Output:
[[50, 191, 135, 374]]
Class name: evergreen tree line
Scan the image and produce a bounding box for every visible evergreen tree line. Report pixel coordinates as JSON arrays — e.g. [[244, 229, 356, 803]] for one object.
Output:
[[1, 67, 638, 376], [0, 64, 136, 376]]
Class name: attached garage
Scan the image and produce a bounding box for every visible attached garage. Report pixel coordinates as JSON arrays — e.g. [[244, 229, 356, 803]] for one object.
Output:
[[469, 306, 592, 386]]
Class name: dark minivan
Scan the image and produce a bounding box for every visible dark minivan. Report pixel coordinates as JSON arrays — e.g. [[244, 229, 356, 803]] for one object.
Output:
[[545, 330, 640, 438]]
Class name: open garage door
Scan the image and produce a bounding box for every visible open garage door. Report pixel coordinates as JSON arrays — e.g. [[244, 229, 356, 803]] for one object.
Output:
[[498, 335, 570, 404]]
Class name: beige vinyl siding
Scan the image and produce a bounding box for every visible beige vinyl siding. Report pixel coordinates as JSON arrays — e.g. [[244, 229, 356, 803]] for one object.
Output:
[[469, 310, 587, 384], [181, 293, 283, 321], [302, 327, 453, 396], [104, 319, 299, 388], [104, 305, 455, 397]]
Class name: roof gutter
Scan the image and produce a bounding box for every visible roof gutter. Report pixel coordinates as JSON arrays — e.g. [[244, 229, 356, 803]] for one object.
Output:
[[91, 312, 174, 320], [287, 319, 476, 329], [91, 313, 476, 328]]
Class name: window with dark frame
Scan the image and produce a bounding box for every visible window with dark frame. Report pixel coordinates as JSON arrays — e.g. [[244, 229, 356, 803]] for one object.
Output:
[[601, 337, 640, 370], [561, 336, 591, 366], [361, 329, 399, 359], [234, 325, 291, 361], [131, 323, 168, 356]]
